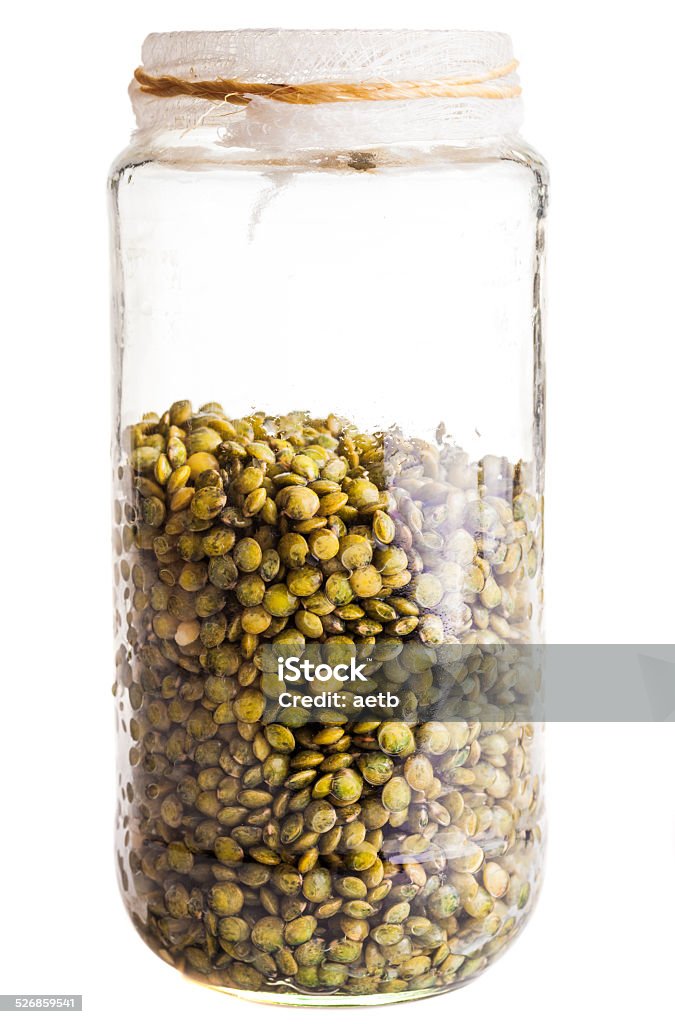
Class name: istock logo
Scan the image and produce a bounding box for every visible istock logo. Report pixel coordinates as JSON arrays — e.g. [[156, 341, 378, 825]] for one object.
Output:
[[277, 656, 369, 683]]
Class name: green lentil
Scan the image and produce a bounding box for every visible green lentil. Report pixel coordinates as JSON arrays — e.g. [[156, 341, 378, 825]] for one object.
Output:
[[116, 406, 543, 1002]]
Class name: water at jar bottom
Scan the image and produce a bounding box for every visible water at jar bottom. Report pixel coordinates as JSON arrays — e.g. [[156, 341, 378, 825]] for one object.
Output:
[[113, 402, 544, 1002]]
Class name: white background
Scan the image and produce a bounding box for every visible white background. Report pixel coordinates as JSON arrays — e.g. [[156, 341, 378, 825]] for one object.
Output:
[[1, 1, 674, 1022]]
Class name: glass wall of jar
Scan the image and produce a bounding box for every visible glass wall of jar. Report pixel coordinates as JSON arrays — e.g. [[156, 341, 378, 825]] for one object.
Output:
[[110, 30, 547, 1005]]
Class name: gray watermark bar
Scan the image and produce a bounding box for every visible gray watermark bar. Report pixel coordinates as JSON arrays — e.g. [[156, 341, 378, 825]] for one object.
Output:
[[0, 997, 82, 1012], [255, 642, 675, 723]]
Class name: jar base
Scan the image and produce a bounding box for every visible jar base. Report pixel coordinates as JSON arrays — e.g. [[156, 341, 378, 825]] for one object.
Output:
[[203, 981, 464, 1007]]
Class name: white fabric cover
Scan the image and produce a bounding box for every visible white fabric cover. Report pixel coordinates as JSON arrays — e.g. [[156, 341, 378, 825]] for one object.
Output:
[[130, 29, 523, 149]]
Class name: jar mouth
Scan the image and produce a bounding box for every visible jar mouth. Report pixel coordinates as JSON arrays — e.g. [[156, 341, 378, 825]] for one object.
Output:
[[130, 29, 524, 148]]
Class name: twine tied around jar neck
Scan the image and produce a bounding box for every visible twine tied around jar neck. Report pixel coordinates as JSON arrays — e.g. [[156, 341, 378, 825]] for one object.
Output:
[[133, 59, 521, 107], [129, 31, 524, 145]]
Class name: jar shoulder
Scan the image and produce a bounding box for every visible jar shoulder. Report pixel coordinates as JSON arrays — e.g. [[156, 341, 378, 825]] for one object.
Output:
[[109, 130, 547, 185]]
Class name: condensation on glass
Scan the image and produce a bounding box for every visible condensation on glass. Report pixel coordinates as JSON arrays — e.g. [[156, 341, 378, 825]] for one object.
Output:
[[110, 30, 548, 1005]]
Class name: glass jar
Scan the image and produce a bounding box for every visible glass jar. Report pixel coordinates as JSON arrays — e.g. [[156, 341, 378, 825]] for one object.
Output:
[[110, 29, 547, 1006]]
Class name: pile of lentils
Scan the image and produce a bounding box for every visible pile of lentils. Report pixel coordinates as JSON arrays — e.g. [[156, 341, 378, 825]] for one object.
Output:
[[113, 401, 544, 1001]]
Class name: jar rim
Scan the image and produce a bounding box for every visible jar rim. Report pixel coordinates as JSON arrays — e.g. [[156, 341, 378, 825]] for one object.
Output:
[[137, 29, 517, 83]]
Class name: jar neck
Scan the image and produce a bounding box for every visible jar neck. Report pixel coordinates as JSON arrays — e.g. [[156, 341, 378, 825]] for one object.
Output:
[[129, 29, 523, 153]]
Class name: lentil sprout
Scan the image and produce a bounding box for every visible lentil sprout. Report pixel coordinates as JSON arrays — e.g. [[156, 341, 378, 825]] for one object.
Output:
[[114, 404, 543, 1001]]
